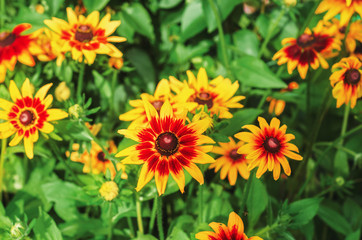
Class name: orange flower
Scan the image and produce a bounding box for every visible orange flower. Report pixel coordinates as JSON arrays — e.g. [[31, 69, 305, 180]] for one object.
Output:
[[209, 137, 250, 186], [267, 82, 299, 116], [0, 79, 68, 159], [235, 117, 302, 180], [116, 100, 215, 195], [195, 212, 263, 240], [109, 57, 123, 70], [330, 56, 361, 108], [0, 24, 41, 83]]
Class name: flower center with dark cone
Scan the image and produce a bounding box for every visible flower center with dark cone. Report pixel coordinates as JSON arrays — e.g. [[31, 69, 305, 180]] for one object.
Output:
[[345, 69, 361, 85], [297, 33, 315, 48], [339, 26, 346, 34], [97, 151, 108, 162], [19, 110, 35, 126], [0, 31, 16, 47], [75, 25, 93, 42], [263, 137, 281, 153], [152, 100, 164, 112], [229, 149, 243, 162], [155, 132, 179, 156], [194, 92, 213, 109]]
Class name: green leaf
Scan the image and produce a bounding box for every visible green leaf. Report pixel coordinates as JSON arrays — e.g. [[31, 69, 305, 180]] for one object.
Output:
[[232, 30, 260, 57], [116, 12, 135, 43], [45, 0, 63, 15], [82, 0, 110, 12], [159, 0, 183, 9], [210, 133, 230, 143], [33, 209, 63, 240], [132, 233, 158, 240], [246, 178, 268, 228], [181, 0, 206, 42], [346, 230, 361, 240], [167, 227, 189, 240], [92, 70, 111, 99], [318, 205, 353, 235], [55, 120, 93, 141], [287, 198, 322, 226], [334, 150, 349, 176], [220, 108, 263, 136], [232, 56, 287, 89]]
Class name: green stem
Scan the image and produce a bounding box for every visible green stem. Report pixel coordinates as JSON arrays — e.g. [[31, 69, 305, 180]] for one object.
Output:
[[127, 217, 135, 238], [136, 193, 144, 234], [110, 70, 118, 114], [340, 104, 350, 145], [0, 139, 7, 202], [254, 221, 279, 237], [207, 0, 232, 79], [258, 8, 285, 58], [149, 196, 158, 233], [77, 61, 86, 103], [107, 202, 113, 240], [257, 90, 271, 109], [298, 1, 320, 36], [239, 172, 254, 216], [314, 142, 357, 157], [198, 184, 204, 223], [157, 195, 164, 240], [0, 0, 4, 29]]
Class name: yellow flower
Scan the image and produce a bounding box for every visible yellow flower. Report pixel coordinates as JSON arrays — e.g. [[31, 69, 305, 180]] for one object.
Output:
[[284, 0, 297, 7], [192, 108, 214, 130], [99, 181, 119, 201], [0, 78, 68, 159], [44, 7, 126, 64], [55, 82, 71, 102], [109, 56, 123, 70], [170, 68, 245, 118]]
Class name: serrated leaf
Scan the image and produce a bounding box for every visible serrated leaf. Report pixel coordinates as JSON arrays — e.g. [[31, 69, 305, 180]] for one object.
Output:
[[33, 209, 63, 240], [318, 205, 353, 235]]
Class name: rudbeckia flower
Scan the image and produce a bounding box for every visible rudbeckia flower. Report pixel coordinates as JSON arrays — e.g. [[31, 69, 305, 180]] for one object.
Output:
[[44, 7, 126, 64], [209, 137, 250, 186], [195, 212, 263, 240], [108, 56, 124, 70], [170, 68, 245, 119], [119, 79, 195, 129], [116, 100, 215, 195], [0, 24, 41, 83], [267, 82, 299, 116], [273, 21, 341, 79], [315, 0, 362, 26], [330, 56, 361, 108], [235, 117, 302, 180], [0, 79, 68, 159], [346, 21, 362, 59]]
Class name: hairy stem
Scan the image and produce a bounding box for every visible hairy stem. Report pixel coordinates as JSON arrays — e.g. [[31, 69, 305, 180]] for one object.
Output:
[[0, 139, 7, 202], [157, 195, 164, 240]]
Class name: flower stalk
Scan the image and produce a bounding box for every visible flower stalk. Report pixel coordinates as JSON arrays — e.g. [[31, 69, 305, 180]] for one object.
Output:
[[136, 193, 144, 234], [0, 139, 7, 202], [157, 195, 164, 240], [77, 60, 86, 103], [239, 172, 253, 216]]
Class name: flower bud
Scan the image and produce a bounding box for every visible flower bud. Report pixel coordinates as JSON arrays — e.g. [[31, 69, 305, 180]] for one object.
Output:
[[55, 82, 71, 102], [99, 181, 119, 201]]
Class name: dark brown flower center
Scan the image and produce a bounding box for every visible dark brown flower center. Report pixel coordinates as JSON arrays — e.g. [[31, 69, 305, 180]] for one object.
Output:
[[0, 32, 16, 47], [97, 151, 108, 162], [19, 110, 35, 126], [194, 92, 213, 109], [156, 132, 179, 156], [263, 137, 281, 153], [75, 25, 93, 42], [339, 26, 346, 34], [152, 100, 164, 112], [229, 149, 243, 161], [344, 69, 361, 85], [355, 42, 362, 54], [297, 33, 315, 48]]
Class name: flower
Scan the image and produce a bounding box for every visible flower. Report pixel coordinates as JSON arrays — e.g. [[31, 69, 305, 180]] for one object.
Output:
[[209, 137, 250, 186], [116, 100, 215, 195], [346, 21, 362, 59], [0, 24, 41, 83], [99, 181, 119, 201], [44, 7, 126, 64], [235, 117, 302, 180], [284, 0, 297, 7], [267, 82, 299, 116], [191, 108, 214, 130], [55, 82, 71, 102], [273, 21, 341, 79], [0, 78, 68, 159], [119, 79, 195, 129], [69, 140, 127, 179], [330, 56, 361, 108], [170, 68, 245, 118], [195, 212, 263, 240], [315, 0, 362, 26], [109, 56, 124, 70]]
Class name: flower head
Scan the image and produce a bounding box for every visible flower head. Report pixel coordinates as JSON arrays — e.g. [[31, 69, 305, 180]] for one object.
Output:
[[195, 212, 263, 240], [273, 21, 341, 79], [0, 79, 68, 159], [44, 7, 126, 64], [0, 24, 41, 83], [209, 137, 250, 186], [116, 100, 215, 195], [267, 82, 299, 116], [109, 56, 124, 70], [330, 56, 361, 108], [170, 68, 245, 118], [99, 181, 119, 201], [315, 0, 362, 26], [235, 117, 302, 180]]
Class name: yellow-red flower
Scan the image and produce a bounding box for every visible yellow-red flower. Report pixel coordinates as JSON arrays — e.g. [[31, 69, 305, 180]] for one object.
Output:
[[116, 100, 215, 195], [109, 56, 124, 70], [195, 212, 263, 240], [273, 21, 341, 79], [0, 24, 41, 83], [119, 79, 195, 129], [267, 82, 299, 116], [170, 68, 245, 118], [346, 21, 362, 59], [44, 7, 126, 64], [235, 117, 302, 180], [0, 79, 68, 159], [209, 137, 250, 186], [315, 0, 362, 26], [330, 56, 361, 108]]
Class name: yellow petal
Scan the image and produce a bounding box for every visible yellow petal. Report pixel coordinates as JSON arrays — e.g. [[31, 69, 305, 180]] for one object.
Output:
[[85, 11, 100, 27], [39, 121, 54, 133], [0, 99, 13, 111], [66, 7, 78, 26], [136, 163, 155, 192], [21, 78, 33, 98], [227, 212, 244, 234], [47, 109, 68, 121], [9, 132, 23, 146], [9, 80, 22, 102], [24, 136, 34, 159], [159, 100, 173, 119], [184, 163, 204, 184], [115, 145, 137, 157], [34, 83, 53, 101]]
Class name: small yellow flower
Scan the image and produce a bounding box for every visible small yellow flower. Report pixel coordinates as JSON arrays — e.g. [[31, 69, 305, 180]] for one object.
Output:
[[35, 4, 45, 14], [284, 0, 297, 7], [99, 181, 119, 201], [55, 82, 71, 102], [109, 57, 123, 70], [68, 104, 82, 119], [192, 109, 213, 129]]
